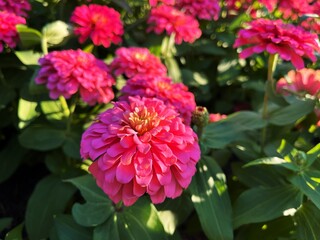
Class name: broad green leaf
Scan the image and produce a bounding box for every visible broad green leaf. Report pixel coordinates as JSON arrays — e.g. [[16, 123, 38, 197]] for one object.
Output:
[[117, 198, 167, 240], [244, 157, 299, 171], [16, 25, 42, 48], [19, 126, 66, 151], [15, 51, 42, 66], [156, 193, 193, 234], [18, 98, 39, 128], [290, 171, 320, 209], [189, 157, 233, 240], [0, 218, 12, 232], [268, 99, 315, 126], [63, 132, 81, 159], [306, 143, 320, 167], [294, 201, 320, 240], [5, 223, 23, 240], [165, 57, 182, 82], [25, 175, 76, 240], [72, 201, 114, 227], [53, 215, 92, 240], [93, 215, 120, 240], [40, 100, 67, 121], [42, 21, 70, 47], [202, 111, 267, 149], [233, 185, 301, 228], [0, 138, 27, 183], [66, 174, 109, 203]]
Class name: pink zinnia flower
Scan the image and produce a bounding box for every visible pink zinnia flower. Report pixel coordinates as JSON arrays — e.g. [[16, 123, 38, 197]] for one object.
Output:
[[149, 0, 175, 7], [301, 18, 320, 34], [233, 19, 320, 69], [70, 4, 124, 48], [120, 76, 196, 125], [35, 49, 115, 105], [147, 5, 201, 44], [0, 0, 31, 17], [0, 11, 26, 53], [175, 0, 220, 20], [276, 69, 320, 97], [80, 96, 200, 206], [110, 47, 167, 78], [209, 113, 227, 123]]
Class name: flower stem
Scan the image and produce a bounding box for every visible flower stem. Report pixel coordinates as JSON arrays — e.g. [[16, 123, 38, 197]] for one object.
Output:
[[261, 54, 278, 152], [41, 37, 48, 55], [66, 96, 78, 134], [59, 96, 70, 117]]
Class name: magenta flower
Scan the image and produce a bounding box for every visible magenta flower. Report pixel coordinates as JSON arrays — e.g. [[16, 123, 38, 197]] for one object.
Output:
[[80, 96, 200, 206], [0, 0, 31, 17], [70, 4, 124, 48], [276, 69, 320, 97], [121, 76, 196, 125], [234, 19, 320, 69], [147, 5, 201, 44], [35, 49, 115, 105], [0, 11, 26, 53], [209, 113, 227, 123], [110, 47, 167, 78], [175, 0, 221, 20]]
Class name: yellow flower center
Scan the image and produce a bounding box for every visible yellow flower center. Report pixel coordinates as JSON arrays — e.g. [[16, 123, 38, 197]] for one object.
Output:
[[134, 53, 147, 61], [128, 106, 159, 135]]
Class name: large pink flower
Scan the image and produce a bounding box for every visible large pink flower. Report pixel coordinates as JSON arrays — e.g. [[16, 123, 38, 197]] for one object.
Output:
[[120, 76, 196, 125], [110, 47, 167, 78], [80, 96, 200, 206], [147, 5, 201, 44], [234, 19, 320, 69], [70, 4, 124, 48], [0, 11, 26, 53], [35, 49, 115, 105], [175, 0, 220, 20], [276, 69, 320, 97], [0, 0, 31, 17]]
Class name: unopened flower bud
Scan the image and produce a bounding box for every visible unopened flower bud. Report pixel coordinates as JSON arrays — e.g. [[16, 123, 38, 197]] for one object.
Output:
[[192, 106, 209, 128]]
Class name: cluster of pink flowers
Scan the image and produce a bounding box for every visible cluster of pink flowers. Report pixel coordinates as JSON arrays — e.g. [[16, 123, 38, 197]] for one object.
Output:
[[175, 0, 221, 20], [0, 0, 31, 17], [110, 47, 167, 78], [81, 96, 200, 206], [70, 4, 124, 48], [147, 5, 201, 44], [0, 11, 26, 53], [121, 76, 196, 125], [35, 49, 115, 105], [234, 19, 320, 69]]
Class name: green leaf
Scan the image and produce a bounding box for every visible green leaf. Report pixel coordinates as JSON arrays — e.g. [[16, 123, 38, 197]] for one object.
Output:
[[19, 125, 66, 151], [25, 175, 76, 240], [165, 57, 182, 83], [189, 157, 233, 240], [0, 84, 15, 107], [233, 185, 301, 228], [306, 143, 320, 167], [294, 201, 320, 240], [156, 194, 193, 235], [244, 157, 299, 171], [15, 51, 42, 66], [72, 201, 114, 227], [290, 171, 320, 209], [0, 218, 12, 232], [53, 215, 92, 240], [18, 98, 39, 128], [268, 99, 315, 126], [111, 0, 132, 13], [117, 198, 167, 240], [202, 111, 267, 149], [5, 223, 23, 240], [66, 174, 109, 203], [42, 20, 70, 47], [0, 138, 27, 183], [63, 132, 81, 159], [93, 215, 120, 240], [16, 25, 42, 48], [40, 100, 67, 121]]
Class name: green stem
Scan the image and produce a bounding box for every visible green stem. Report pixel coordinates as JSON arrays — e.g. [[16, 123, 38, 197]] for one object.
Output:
[[66, 96, 78, 133], [59, 96, 70, 117], [41, 37, 48, 55], [261, 54, 278, 152]]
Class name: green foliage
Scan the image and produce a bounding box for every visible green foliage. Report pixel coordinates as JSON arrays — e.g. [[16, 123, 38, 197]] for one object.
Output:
[[1, 0, 320, 239]]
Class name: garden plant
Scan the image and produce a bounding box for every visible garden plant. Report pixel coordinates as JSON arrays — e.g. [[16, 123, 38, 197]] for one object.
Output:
[[0, 0, 320, 239]]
